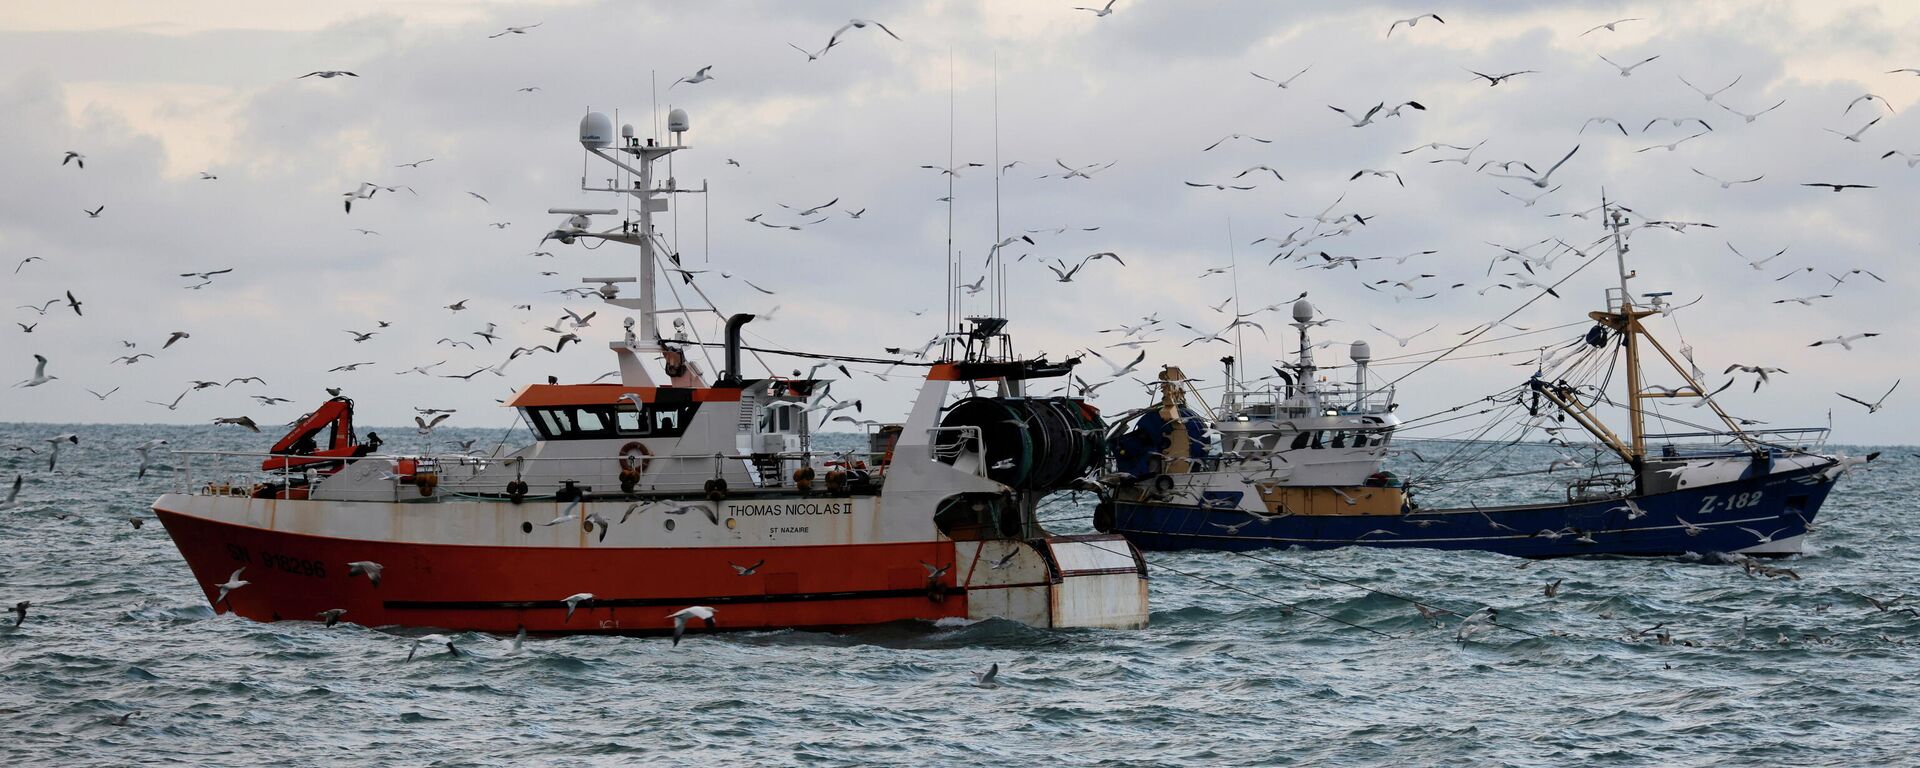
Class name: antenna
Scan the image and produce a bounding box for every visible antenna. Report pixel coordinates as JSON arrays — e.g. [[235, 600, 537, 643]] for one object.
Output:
[[992, 52, 1005, 327], [1227, 218, 1244, 367], [942, 46, 958, 362]]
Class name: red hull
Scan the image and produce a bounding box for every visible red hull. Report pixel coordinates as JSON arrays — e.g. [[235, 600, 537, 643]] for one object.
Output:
[[155, 509, 967, 634]]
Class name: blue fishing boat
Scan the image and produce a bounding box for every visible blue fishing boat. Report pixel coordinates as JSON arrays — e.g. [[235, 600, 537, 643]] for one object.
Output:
[[1093, 200, 1873, 558]]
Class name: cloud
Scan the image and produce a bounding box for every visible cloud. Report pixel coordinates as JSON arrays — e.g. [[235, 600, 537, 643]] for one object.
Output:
[[0, 1, 1913, 447]]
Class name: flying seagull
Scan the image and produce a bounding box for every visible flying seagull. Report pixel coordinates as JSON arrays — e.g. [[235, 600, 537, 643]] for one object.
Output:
[[1488, 145, 1579, 188], [671, 65, 714, 88], [1250, 65, 1311, 89], [1837, 380, 1899, 413], [15, 354, 56, 387], [488, 23, 542, 39], [1073, 0, 1117, 17], [1387, 13, 1444, 37], [667, 605, 717, 646], [298, 71, 357, 79]]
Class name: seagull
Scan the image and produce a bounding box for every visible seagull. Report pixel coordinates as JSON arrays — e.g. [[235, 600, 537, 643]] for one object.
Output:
[[1371, 323, 1438, 347], [316, 608, 348, 627], [1499, 184, 1561, 207], [1846, 93, 1894, 115], [163, 331, 191, 349], [787, 41, 838, 61], [298, 71, 357, 79], [1387, 13, 1444, 37], [1717, 98, 1786, 124], [214, 416, 261, 433], [394, 158, 434, 168], [1737, 526, 1791, 544], [1487, 145, 1578, 188], [1828, 268, 1886, 288], [85, 386, 118, 400], [1809, 333, 1879, 350], [1349, 169, 1404, 186], [64, 291, 83, 316], [1250, 65, 1311, 89], [1084, 347, 1146, 377], [730, 560, 764, 576], [213, 567, 249, 608], [1692, 168, 1763, 189], [1881, 150, 1920, 168], [1466, 69, 1538, 86], [1607, 499, 1649, 520], [1772, 294, 1832, 306], [61, 151, 86, 168], [347, 561, 383, 587], [561, 593, 595, 623], [1727, 242, 1787, 270], [504, 626, 527, 655], [1580, 117, 1631, 136], [1073, 0, 1117, 17], [1824, 117, 1880, 143], [1598, 53, 1659, 77], [466, 192, 489, 204], [779, 197, 839, 216], [1636, 131, 1709, 153], [487, 23, 542, 38], [1581, 17, 1642, 35], [134, 439, 169, 478], [0, 475, 20, 511], [667, 605, 717, 646], [973, 662, 1001, 688], [1202, 134, 1272, 151], [671, 65, 714, 88], [1837, 380, 1899, 413], [1801, 182, 1875, 192], [198, 171, 218, 180], [1329, 102, 1387, 128], [406, 634, 460, 661], [1679, 73, 1742, 102], [828, 18, 901, 47], [445, 299, 469, 312], [14, 354, 56, 387], [84, 205, 104, 218], [1725, 364, 1788, 391]]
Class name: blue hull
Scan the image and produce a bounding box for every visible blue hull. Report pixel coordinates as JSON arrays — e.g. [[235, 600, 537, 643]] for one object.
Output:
[[1113, 464, 1838, 558]]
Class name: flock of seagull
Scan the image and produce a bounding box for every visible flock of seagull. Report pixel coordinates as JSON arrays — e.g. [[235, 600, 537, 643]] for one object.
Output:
[[5, 5, 1916, 694]]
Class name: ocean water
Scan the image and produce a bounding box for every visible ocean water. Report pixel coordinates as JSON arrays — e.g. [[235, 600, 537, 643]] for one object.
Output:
[[3, 422, 1917, 766]]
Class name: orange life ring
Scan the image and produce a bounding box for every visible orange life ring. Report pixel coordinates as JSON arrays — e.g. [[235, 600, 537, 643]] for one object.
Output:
[[618, 442, 652, 475]]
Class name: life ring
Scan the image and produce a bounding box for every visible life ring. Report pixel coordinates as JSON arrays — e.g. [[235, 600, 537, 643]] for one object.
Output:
[[1152, 474, 1176, 496], [618, 442, 652, 474]]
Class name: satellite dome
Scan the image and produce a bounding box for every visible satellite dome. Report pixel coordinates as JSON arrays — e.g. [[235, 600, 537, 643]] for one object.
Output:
[[579, 111, 614, 149], [667, 108, 690, 134], [1349, 340, 1372, 364], [1291, 299, 1316, 323]]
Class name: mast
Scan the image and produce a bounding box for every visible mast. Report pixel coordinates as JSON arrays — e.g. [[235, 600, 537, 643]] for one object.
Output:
[[1550, 195, 1758, 472], [556, 109, 706, 387], [1606, 196, 1648, 462]]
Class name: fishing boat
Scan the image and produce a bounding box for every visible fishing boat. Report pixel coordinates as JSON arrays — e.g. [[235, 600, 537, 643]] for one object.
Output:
[[151, 108, 1149, 634], [1096, 201, 1874, 558]]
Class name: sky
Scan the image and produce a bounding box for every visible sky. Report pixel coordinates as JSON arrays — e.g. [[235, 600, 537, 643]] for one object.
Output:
[[1, 1, 1916, 447]]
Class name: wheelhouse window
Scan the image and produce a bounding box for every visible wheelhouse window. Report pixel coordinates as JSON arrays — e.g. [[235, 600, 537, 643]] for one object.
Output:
[[525, 403, 700, 440]]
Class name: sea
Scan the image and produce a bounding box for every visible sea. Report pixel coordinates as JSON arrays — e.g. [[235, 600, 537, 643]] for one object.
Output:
[[3, 422, 1916, 766]]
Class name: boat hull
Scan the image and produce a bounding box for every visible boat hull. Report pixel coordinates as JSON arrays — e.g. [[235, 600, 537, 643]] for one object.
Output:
[[154, 496, 1149, 633], [1112, 462, 1840, 558]]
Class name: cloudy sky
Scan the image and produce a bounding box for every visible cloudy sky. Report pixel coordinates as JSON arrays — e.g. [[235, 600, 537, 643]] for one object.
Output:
[[3, 1, 1916, 446]]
